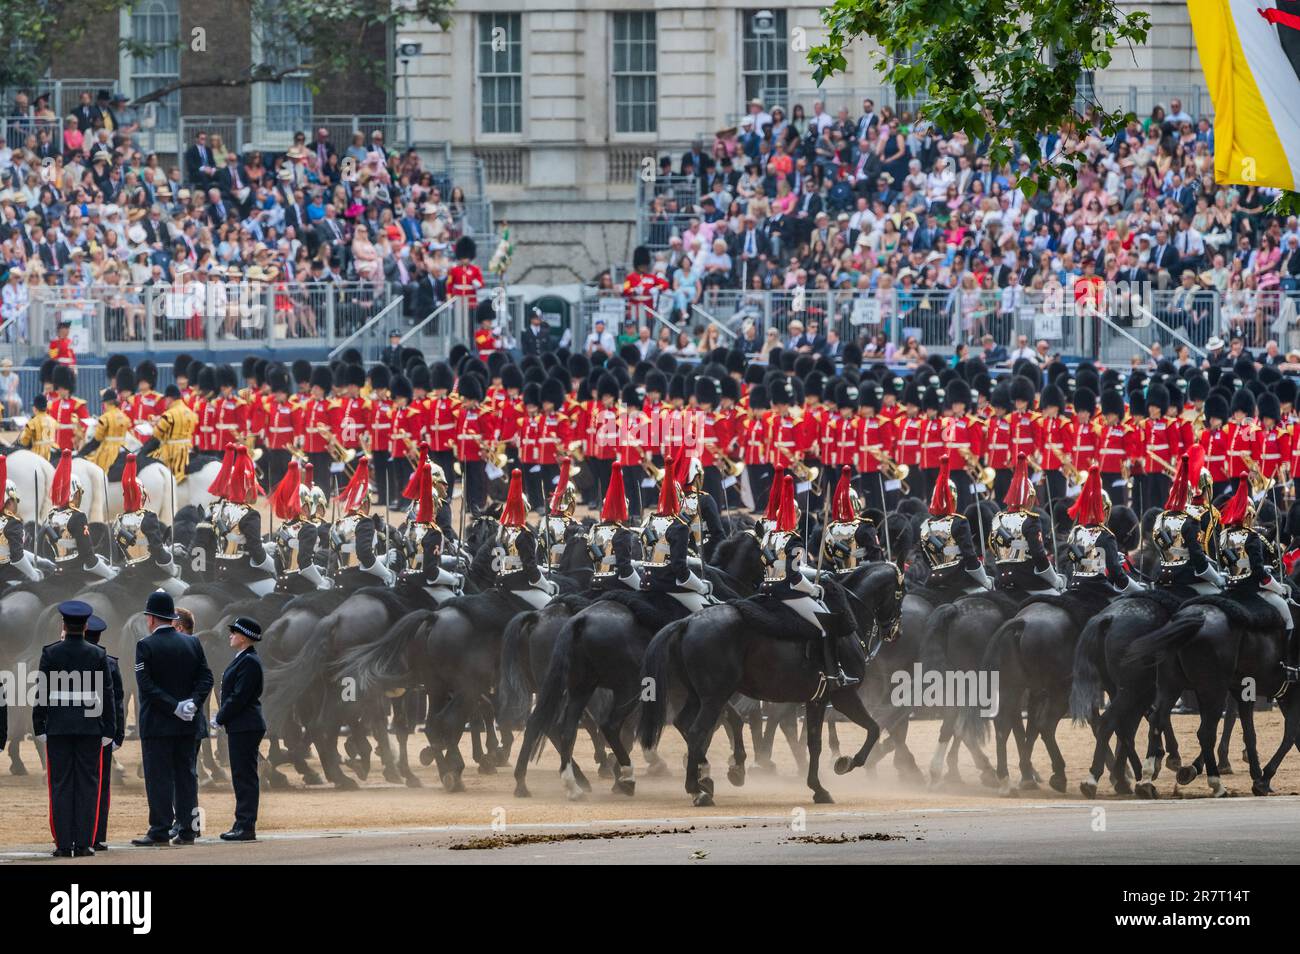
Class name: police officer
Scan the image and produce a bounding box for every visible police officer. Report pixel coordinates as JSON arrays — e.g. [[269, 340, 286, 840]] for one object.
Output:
[[212, 617, 266, 841], [132, 589, 213, 846], [33, 600, 116, 857], [84, 614, 124, 852]]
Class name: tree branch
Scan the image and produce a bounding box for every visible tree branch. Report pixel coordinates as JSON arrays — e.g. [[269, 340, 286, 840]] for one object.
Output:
[[129, 63, 309, 107]]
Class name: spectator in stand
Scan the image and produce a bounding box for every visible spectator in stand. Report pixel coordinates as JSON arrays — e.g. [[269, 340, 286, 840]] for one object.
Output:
[[0, 357, 21, 417], [585, 318, 615, 356]]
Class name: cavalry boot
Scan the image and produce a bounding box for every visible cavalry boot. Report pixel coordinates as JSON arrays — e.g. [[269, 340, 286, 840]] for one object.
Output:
[[1283, 610, 1300, 686], [821, 633, 859, 690]]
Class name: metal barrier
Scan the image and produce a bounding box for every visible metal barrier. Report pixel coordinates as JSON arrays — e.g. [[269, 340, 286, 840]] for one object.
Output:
[[2, 116, 63, 151]]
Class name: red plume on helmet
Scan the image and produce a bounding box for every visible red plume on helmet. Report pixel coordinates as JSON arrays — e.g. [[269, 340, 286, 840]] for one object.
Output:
[[1069, 467, 1105, 525], [339, 455, 371, 513], [501, 468, 528, 527], [303, 462, 315, 489], [271, 459, 302, 520], [674, 448, 695, 487], [415, 460, 435, 524], [122, 453, 143, 512], [1164, 454, 1190, 511], [775, 474, 798, 532], [765, 465, 786, 521], [1219, 479, 1252, 527], [401, 443, 433, 499], [656, 467, 681, 517], [0, 454, 7, 496], [50, 449, 73, 508], [207, 444, 238, 498], [549, 458, 572, 515], [601, 465, 628, 523], [1185, 444, 1207, 500], [1003, 453, 1033, 510], [928, 456, 954, 516], [226, 446, 264, 503], [831, 466, 855, 522]]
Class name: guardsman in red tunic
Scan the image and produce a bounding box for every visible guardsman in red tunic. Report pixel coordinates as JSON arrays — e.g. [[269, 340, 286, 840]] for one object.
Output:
[[1199, 391, 1233, 499], [453, 374, 496, 514], [941, 379, 984, 512], [1223, 389, 1258, 498], [1256, 391, 1286, 507], [299, 365, 336, 493], [1006, 375, 1039, 478], [917, 386, 946, 504], [1063, 387, 1101, 495], [1096, 388, 1132, 506], [332, 364, 372, 454], [984, 385, 1015, 501], [1034, 383, 1070, 508], [517, 377, 569, 512], [48, 365, 89, 453], [447, 236, 484, 311], [210, 364, 249, 453], [611, 383, 652, 518], [367, 364, 395, 505], [855, 383, 898, 511], [739, 384, 772, 514], [896, 382, 925, 500], [585, 374, 621, 508], [262, 366, 297, 491], [48, 321, 77, 366], [622, 245, 669, 322], [823, 381, 860, 479], [1139, 383, 1182, 514], [130, 360, 165, 443], [764, 376, 802, 475], [688, 376, 734, 510]]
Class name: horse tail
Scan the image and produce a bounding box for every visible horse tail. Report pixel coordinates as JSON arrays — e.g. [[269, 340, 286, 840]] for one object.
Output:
[[497, 610, 539, 725], [335, 609, 434, 696], [981, 616, 1024, 676], [527, 612, 581, 742], [1069, 614, 1112, 726], [1122, 612, 1201, 669], [922, 602, 959, 674], [262, 623, 332, 731], [638, 617, 688, 750]]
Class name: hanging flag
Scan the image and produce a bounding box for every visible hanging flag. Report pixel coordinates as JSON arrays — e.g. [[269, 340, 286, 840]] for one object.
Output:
[[1189, 0, 1300, 190]]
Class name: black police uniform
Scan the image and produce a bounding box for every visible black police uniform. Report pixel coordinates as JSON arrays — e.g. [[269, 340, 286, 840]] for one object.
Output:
[[215, 619, 266, 839], [32, 601, 116, 856], [85, 615, 125, 850], [134, 591, 213, 845]]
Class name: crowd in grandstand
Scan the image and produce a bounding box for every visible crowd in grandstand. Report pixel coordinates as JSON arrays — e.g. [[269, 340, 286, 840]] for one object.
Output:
[[640, 96, 1300, 352], [1, 88, 473, 343]]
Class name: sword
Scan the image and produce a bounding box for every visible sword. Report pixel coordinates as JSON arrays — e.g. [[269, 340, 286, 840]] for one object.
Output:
[[1041, 467, 1061, 568], [879, 471, 893, 565]]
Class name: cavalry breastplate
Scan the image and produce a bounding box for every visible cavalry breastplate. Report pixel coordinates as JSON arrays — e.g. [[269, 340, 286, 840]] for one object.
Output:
[[590, 523, 619, 578], [1068, 526, 1105, 578], [494, 525, 526, 576], [681, 493, 704, 550], [990, 511, 1031, 565], [823, 521, 861, 573], [275, 519, 304, 568], [403, 521, 436, 571], [921, 515, 961, 570], [1153, 511, 1191, 567], [1220, 526, 1254, 583], [642, 515, 677, 567], [48, 508, 79, 563], [331, 514, 363, 569], [0, 515, 12, 563], [541, 515, 571, 566], [113, 510, 151, 565], [215, 503, 250, 560], [761, 529, 795, 584]]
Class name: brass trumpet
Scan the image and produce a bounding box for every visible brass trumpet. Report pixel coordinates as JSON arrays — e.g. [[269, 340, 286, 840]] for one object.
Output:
[[642, 457, 665, 483], [717, 454, 745, 478], [314, 423, 356, 467], [788, 458, 820, 486], [1242, 453, 1273, 495]]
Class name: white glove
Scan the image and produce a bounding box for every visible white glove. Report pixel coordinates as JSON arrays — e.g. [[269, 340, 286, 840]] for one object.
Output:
[[210, 717, 220, 730], [163, 559, 182, 578], [362, 558, 396, 586], [1196, 563, 1225, 588], [174, 700, 196, 721], [36, 734, 47, 743], [12, 552, 43, 582], [1035, 564, 1065, 591], [87, 555, 118, 580], [1264, 576, 1289, 597], [383, 549, 399, 568], [251, 552, 277, 574], [101, 737, 112, 747]]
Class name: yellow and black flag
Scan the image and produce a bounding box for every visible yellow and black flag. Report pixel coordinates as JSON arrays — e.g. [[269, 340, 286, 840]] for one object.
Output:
[[1190, 0, 1300, 190]]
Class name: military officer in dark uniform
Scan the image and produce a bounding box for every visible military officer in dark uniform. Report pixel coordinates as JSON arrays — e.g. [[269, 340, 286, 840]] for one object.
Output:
[[33, 600, 116, 857], [131, 589, 213, 846], [84, 614, 124, 852], [213, 616, 266, 841]]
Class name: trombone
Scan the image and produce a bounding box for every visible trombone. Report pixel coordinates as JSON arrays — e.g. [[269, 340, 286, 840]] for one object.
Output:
[[870, 448, 910, 494]]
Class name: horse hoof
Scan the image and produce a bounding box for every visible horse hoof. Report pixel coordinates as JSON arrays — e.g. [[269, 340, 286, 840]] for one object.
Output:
[[514, 782, 531, 798], [404, 774, 422, 788], [597, 759, 614, 779], [1208, 778, 1228, 798], [1018, 778, 1039, 791], [812, 789, 835, 805], [10, 762, 27, 777], [476, 760, 497, 776], [333, 776, 360, 791], [419, 747, 435, 767], [833, 756, 854, 776], [612, 779, 636, 797], [302, 770, 324, 786], [1134, 781, 1158, 799], [1165, 754, 1182, 771], [440, 772, 464, 793], [692, 791, 714, 808], [1252, 780, 1271, 797], [1175, 766, 1199, 786], [1217, 762, 1234, 776], [383, 767, 403, 784], [1079, 780, 1097, 799], [350, 759, 370, 781], [644, 758, 669, 778], [697, 776, 714, 797], [727, 765, 746, 787], [1112, 776, 1133, 795], [980, 769, 999, 788]]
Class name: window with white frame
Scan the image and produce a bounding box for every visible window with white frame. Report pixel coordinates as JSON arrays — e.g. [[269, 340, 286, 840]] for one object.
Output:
[[129, 0, 180, 133], [612, 11, 657, 134], [478, 13, 522, 135], [742, 9, 787, 112], [259, 0, 312, 132]]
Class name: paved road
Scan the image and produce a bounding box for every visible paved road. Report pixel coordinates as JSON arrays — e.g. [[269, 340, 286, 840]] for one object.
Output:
[[4, 797, 1297, 865]]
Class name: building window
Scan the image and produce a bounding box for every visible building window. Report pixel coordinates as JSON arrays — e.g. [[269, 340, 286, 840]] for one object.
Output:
[[129, 0, 180, 132], [478, 13, 522, 135], [742, 9, 787, 112], [612, 11, 657, 134], [259, 0, 312, 132]]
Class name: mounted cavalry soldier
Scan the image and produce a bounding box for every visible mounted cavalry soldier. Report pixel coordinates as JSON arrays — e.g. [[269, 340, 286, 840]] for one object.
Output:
[[760, 473, 856, 690], [0, 457, 42, 583], [539, 458, 583, 569], [1152, 453, 1223, 596], [111, 453, 181, 585], [1217, 480, 1298, 684], [16, 393, 59, 460], [210, 445, 277, 595], [491, 468, 559, 608], [41, 450, 117, 584], [269, 460, 331, 591], [589, 464, 640, 592], [329, 455, 396, 588], [917, 456, 990, 593], [1064, 468, 1138, 595], [988, 453, 1063, 595], [79, 387, 132, 478], [398, 455, 461, 592], [640, 461, 714, 611], [676, 450, 724, 562], [822, 465, 883, 574]]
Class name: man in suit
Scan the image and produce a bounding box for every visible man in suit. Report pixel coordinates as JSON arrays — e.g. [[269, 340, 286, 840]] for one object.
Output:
[[212, 617, 265, 841], [185, 132, 218, 188], [84, 614, 124, 852], [1147, 228, 1180, 289], [216, 152, 252, 215], [520, 309, 554, 356], [33, 600, 116, 857], [132, 589, 213, 847], [315, 204, 347, 267]]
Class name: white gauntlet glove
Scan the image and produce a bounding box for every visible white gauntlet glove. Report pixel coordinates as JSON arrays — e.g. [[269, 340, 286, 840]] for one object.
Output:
[[87, 555, 119, 580]]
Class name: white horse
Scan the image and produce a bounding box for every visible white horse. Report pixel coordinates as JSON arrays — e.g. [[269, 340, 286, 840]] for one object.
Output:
[[6, 450, 55, 523], [72, 455, 223, 525]]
